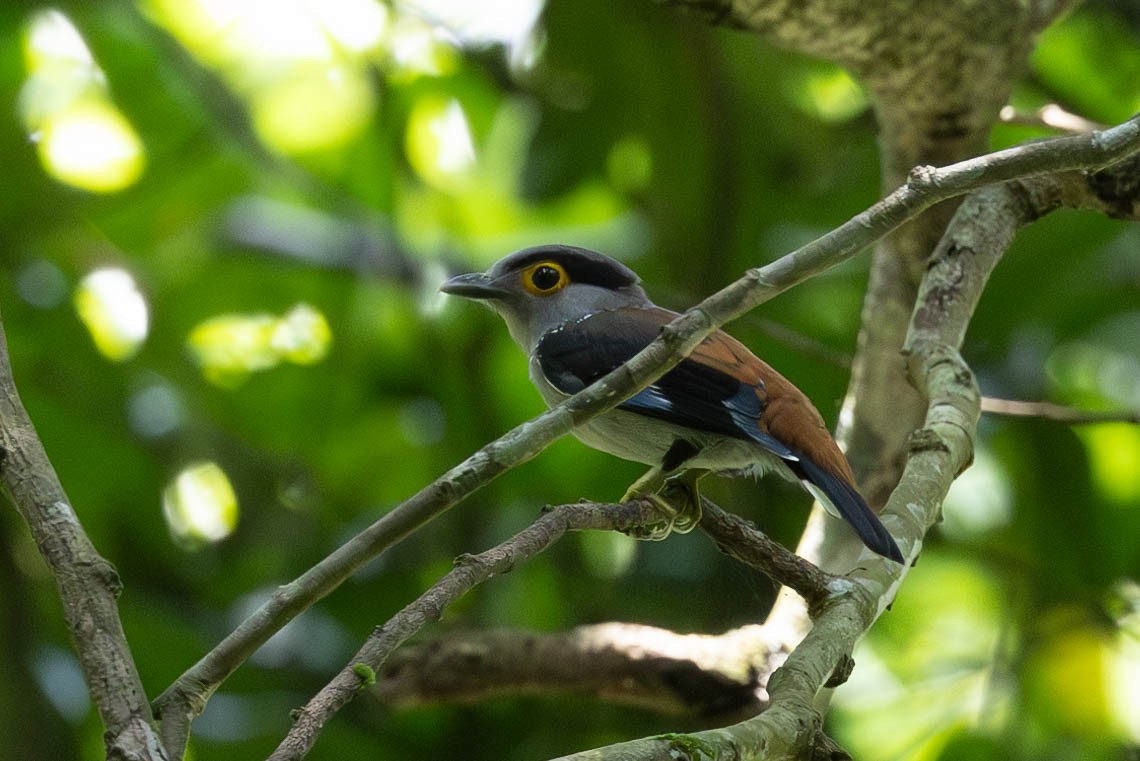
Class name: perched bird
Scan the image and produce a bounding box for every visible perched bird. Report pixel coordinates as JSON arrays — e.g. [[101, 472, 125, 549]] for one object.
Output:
[[441, 244, 903, 563]]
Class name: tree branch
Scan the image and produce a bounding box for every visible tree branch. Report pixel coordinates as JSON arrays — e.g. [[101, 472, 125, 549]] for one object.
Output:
[[267, 499, 666, 760], [152, 114, 1140, 759], [999, 104, 1104, 134], [271, 492, 840, 759], [0, 313, 167, 761], [371, 622, 778, 720], [981, 398, 1140, 425]]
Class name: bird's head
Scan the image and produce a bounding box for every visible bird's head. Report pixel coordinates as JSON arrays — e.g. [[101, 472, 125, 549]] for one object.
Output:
[[441, 245, 650, 349]]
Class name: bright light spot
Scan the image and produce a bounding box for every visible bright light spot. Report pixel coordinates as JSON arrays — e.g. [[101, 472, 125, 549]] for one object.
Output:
[[16, 260, 68, 309], [1111, 581, 1140, 742], [144, 0, 386, 153], [398, 0, 544, 46], [1113, 631, 1140, 741], [388, 13, 457, 77], [37, 101, 146, 192], [270, 303, 332, 364], [163, 461, 239, 546], [941, 446, 1014, 538], [128, 383, 185, 439], [1078, 424, 1140, 505], [214, 0, 333, 62], [189, 303, 332, 386], [74, 268, 149, 361], [310, 0, 389, 54], [24, 9, 94, 68], [251, 66, 375, 154], [1026, 625, 1112, 736], [792, 65, 868, 122], [406, 96, 476, 188], [181, 0, 387, 61], [188, 313, 279, 386], [20, 12, 146, 193]]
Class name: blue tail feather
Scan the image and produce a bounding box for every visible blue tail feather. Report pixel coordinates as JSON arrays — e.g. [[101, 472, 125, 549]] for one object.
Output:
[[795, 458, 904, 563]]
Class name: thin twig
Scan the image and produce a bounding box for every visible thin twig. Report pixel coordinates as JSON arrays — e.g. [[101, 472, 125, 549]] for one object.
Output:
[[998, 104, 1104, 134], [697, 499, 836, 608], [981, 397, 1139, 425]]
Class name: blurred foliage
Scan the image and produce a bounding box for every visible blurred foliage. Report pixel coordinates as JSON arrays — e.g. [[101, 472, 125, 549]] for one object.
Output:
[[0, 1, 1138, 760]]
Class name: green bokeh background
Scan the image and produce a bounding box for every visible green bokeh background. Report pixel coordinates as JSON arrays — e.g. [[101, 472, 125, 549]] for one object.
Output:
[[1, 1, 1138, 760]]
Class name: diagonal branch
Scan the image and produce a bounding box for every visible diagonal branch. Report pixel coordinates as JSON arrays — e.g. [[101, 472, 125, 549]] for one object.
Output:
[[152, 115, 1140, 759], [268, 499, 664, 760]]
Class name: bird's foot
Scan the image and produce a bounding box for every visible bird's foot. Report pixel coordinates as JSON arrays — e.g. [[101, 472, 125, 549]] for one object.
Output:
[[621, 468, 707, 541], [626, 492, 681, 541], [658, 469, 707, 535]]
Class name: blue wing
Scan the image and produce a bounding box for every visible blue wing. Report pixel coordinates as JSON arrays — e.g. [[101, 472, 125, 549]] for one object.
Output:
[[536, 307, 797, 461]]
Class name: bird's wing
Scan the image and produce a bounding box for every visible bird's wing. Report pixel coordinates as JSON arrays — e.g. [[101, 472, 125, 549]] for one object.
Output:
[[535, 307, 796, 459]]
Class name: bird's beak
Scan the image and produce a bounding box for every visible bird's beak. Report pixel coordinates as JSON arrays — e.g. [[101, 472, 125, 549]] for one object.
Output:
[[440, 272, 509, 300]]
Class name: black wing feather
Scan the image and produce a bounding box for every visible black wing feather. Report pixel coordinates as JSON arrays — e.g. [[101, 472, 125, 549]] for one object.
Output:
[[537, 310, 792, 456]]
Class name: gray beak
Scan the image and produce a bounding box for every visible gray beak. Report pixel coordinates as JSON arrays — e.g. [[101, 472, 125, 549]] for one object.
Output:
[[440, 272, 509, 300]]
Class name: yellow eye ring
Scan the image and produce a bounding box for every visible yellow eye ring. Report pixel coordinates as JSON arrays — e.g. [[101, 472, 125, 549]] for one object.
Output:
[[521, 260, 568, 296]]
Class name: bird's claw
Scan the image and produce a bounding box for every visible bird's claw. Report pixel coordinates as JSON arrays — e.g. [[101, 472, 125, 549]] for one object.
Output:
[[621, 470, 705, 540], [658, 473, 703, 534]]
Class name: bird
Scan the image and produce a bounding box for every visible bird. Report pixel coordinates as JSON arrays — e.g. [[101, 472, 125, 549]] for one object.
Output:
[[440, 244, 903, 563]]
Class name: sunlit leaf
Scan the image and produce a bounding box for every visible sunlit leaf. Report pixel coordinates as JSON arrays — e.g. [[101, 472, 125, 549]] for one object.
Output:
[[162, 461, 239, 547], [36, 100, 146, 192], [20, 11, 146, 192], [74, 268, 149, 361], [398, 0, 544, 48], [188, 303, 332, 386], [1024, 623, 1112, 737], [1078, 424, 1140, 505], [251, 66, 376, 154], [405, 96, 477, 189], [789, 64, 868, 122], [270, 303, 333, 364], [314, 0, 390, 55], [387, 13, 460, 78], [188, 313, 280, 386]]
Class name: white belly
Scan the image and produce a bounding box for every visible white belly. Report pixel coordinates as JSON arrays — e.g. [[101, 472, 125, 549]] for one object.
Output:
[[571, 408, 794, 477], [528, 353, 796, 479]]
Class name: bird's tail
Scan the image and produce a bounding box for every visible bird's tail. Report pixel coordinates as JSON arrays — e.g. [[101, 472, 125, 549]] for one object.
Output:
[[795, 458, 904, 563]]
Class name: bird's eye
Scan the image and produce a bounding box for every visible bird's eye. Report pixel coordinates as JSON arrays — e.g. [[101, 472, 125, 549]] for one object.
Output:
[[522, 261, 568, 295]]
